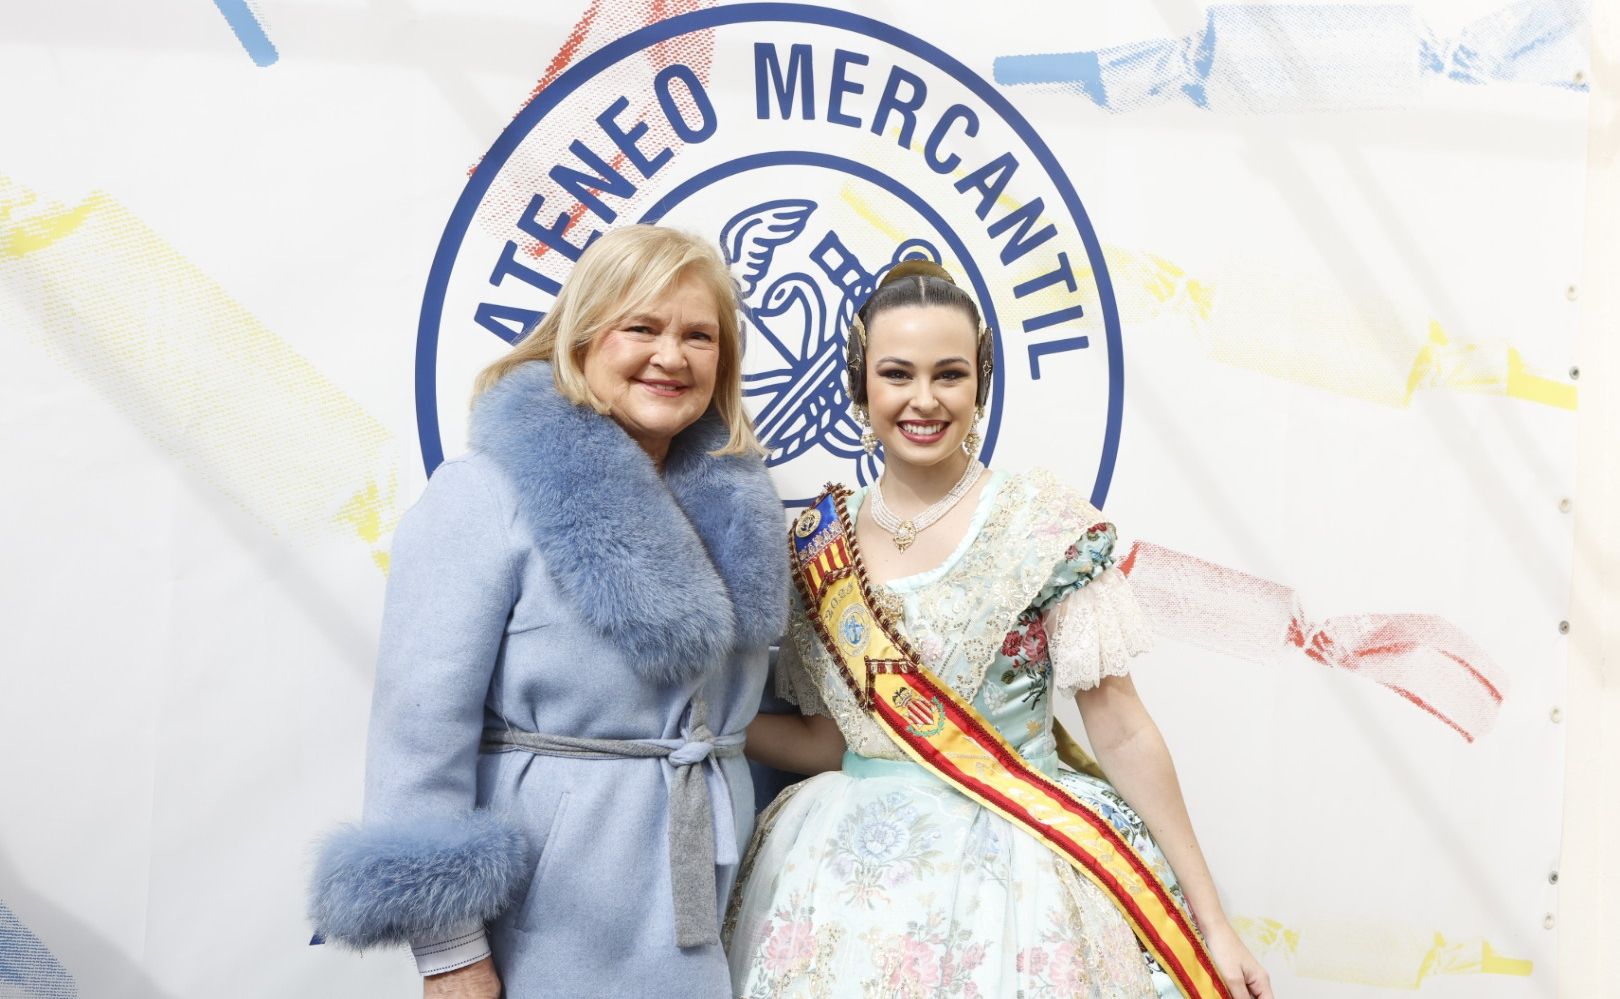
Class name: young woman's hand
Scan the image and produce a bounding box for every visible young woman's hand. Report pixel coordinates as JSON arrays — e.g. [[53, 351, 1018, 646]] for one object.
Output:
[[423, 956, 502, 999], [1204, 924, 1272, 999]]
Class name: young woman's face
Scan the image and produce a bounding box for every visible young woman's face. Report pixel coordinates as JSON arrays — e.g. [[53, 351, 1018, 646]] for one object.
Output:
[[583, 271, 721, 458], [864, 304, 979, 470]]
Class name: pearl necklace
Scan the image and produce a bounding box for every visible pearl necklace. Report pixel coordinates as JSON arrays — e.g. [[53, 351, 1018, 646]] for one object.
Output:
[[870, 460, 983, 551]]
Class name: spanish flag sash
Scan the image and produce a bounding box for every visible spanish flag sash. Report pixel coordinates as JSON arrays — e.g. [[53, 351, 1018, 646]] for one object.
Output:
[[790, 486, 1232, 999]]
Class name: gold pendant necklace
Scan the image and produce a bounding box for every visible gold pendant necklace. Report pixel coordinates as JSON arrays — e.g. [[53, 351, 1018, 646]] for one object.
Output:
[[870, 460, 982, 551], [892, 520, 918, 552]]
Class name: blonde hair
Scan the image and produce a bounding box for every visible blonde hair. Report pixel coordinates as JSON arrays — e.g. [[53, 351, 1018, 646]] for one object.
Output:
[[474, 225, 763, 457]]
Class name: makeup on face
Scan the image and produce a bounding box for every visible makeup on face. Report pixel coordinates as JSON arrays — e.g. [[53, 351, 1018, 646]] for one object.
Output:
[[864, 304, 979, 469], [582, 272, 721, 463]]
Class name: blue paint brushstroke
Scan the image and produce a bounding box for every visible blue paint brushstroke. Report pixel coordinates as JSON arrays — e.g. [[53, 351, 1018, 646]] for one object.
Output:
[[0, 902, 77, 998], [994, 0, 1587, 113], [212, 0, 280, 67], [1441, 0, 1586, 85]]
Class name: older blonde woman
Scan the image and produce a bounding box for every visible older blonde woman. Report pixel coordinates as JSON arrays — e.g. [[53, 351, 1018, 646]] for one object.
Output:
[[310, 226, 789, 998]]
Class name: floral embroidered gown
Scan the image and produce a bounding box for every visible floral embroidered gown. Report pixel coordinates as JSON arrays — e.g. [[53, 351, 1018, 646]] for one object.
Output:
[[725, 469, 1187, 999]]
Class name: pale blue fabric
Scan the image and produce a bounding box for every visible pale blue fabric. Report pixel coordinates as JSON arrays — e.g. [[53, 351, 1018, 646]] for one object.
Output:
[[361, 453, 772, 997], [739, 472, 1181, 997], [312, 365, 788, 999]]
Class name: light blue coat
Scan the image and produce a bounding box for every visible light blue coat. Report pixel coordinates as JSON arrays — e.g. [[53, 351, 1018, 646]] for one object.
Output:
[[310, 362, 789, 997]]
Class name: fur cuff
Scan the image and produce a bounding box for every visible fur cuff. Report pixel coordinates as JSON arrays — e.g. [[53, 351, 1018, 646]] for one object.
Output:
[[309, 810, 532, 949]]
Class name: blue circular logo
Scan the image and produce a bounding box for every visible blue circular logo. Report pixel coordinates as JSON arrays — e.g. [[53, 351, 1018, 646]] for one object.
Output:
[[417, 3, 1123, 508]]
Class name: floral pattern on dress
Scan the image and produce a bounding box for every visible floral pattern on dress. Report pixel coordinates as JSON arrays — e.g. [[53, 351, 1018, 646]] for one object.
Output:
[[731, 472, 1175, 999], [1015, 847, 1165, 999], [995, 609, 1054, 708], [742, 889, 846, 999], [956, 809, 1014, 894], [1054, 769, 1192, 988], [859, 911, 989, 998], [774, 470, 1116, 759], [1038, 525, 1118, 610], [829, 790, 945, 907], [986, 523, 1115, 709]]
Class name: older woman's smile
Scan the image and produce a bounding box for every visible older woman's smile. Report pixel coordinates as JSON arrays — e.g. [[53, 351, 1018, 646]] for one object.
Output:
[[637, 377, 691, 397], [580, 271, 720, 467]]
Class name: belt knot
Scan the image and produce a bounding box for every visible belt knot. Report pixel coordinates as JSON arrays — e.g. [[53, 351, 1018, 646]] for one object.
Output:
[[669, 737, 714, 766]]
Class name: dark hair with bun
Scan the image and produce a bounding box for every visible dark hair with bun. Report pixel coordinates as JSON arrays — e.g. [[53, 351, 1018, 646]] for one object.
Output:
[[846, 259, 994, 408]]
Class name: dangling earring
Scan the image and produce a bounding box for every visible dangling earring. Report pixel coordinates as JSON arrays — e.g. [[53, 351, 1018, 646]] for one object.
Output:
[[962, 406, 983, 459], [856, 405, 878, 455]]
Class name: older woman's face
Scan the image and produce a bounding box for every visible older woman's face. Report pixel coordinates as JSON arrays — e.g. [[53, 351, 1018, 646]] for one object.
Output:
[[583, 271, 721, 463]]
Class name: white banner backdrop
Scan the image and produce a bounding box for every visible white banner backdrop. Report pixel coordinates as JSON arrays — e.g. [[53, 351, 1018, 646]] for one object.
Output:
[[0, 1, 1588, 996]]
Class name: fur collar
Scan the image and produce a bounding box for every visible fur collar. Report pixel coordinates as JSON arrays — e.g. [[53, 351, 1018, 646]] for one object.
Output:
[[469, 362, 788, 684]]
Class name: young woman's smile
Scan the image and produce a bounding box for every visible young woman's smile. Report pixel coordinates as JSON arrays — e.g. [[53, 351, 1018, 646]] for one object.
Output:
[[864, 304, 980, 469], [896, 420, 949, 444]]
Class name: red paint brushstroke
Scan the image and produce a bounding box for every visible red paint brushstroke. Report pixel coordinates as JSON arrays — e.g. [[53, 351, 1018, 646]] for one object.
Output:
[[526, 0, 603, 109], [465, 0, 604, 179], [1117, 542, 1140, 575], [1441, 649, 1505, 703], [526, 150, 630, 260], [470, 1, 720, 268], [1383, 685, 1475, 742], [1121, 541, 1508, 742]]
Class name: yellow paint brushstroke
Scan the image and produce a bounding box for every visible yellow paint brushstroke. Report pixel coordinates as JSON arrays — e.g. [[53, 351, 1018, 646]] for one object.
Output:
[[1090, 248, 1216, 326], [1229, 915, 1300, 955], [1407, 320, 1577, 410], [337, 470, 403, 576], [881, 125, 1030, 221], [841, 171, 1568, 413], [841, 184, 909, 247], [0, 185, 96, 257], [336, 471, 401, 545], [1106, 257, 1570, 411], [841, 183, 1214, 338], [1232, 913, 1533, 990], [883, 130, 1213, 329], [0, 174, 400, 572]]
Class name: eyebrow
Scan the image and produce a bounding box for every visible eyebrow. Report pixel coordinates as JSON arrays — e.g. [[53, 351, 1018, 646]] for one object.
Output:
[[874, 356, 972, 367], [624, 313, 718, 331]]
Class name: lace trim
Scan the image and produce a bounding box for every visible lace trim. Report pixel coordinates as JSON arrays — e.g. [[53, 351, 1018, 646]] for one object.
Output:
[[775, 606, 829, 718], [1045, 565, 1153, 695], [781, 469, 1107, 759], [779, 574, 902, 758], [903, 468, 1102, 703]]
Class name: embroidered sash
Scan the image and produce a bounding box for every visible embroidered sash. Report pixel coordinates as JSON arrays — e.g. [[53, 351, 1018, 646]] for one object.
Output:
[[790, 486, 1232, 999]]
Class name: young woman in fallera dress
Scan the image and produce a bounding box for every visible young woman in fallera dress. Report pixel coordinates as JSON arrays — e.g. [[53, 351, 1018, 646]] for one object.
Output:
[[730, 261, 1273, 999]]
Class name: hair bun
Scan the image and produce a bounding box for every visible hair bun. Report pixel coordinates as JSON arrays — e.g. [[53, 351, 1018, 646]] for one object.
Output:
[[879, 258, 956, 289]]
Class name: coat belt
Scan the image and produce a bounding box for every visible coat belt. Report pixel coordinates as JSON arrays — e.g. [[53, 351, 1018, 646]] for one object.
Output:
[[480, 713, 745, 948]]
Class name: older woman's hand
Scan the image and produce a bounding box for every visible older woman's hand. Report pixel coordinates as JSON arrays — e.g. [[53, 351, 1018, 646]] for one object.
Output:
[[423, 956, 502, 999]]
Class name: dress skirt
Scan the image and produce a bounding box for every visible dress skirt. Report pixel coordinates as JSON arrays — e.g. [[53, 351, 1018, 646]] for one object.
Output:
[[725, 753, 1184, 999]]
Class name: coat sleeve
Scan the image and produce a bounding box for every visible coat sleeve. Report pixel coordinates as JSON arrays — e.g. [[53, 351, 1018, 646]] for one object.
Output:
[[309, 458, 532, 956]]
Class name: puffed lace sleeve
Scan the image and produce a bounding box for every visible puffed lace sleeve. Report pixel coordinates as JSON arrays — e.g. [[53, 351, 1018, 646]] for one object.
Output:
[[774, 589, 829, 717], [1035, 521, 1153, 697]]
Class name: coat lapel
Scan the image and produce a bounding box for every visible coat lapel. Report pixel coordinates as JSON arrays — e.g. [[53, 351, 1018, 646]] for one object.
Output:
[[470, 362, 788, 684]]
